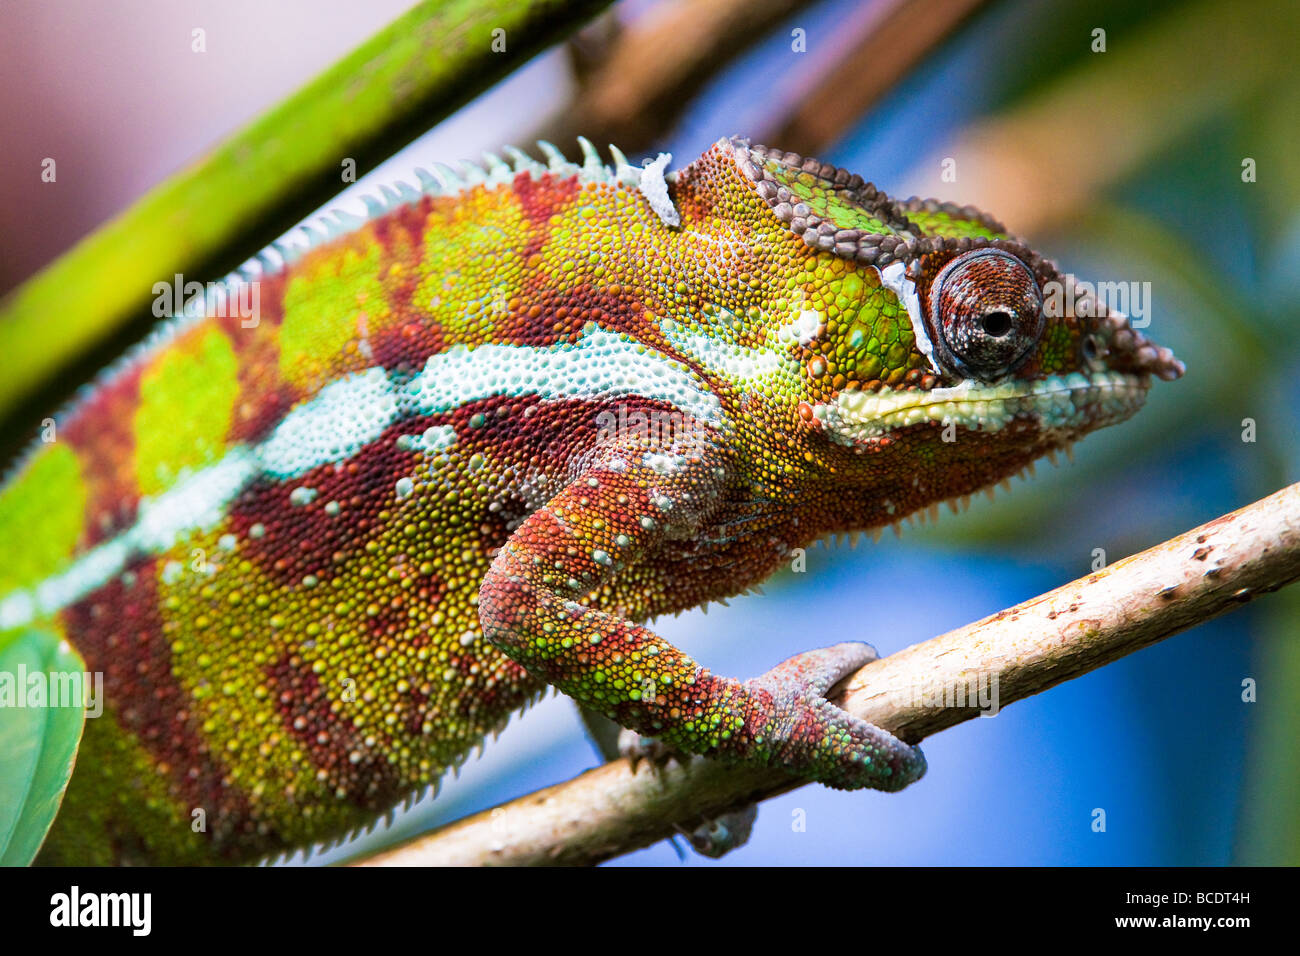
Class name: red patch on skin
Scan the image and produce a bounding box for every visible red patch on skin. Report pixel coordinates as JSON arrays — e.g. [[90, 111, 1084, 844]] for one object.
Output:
[[404, 688, 431, 736], [513, 171, 581, 258], [61, 557, 255, 854], [447, 396, 595, 477], [490, 281, 710, 385], [212, 270, 286, 339], [369, 318, 445, 373], [225, 417, 437, 586], [335, 195, 447, 372], [498, 284, 651, 348], [365, 601, 409, 644], [62, 365, 143, 547], [371, 194, 432, 256], [229, 385, 297, 446], [265, 654, 402, 809], [670, 155, 723, 223], [452, 394, 694, 479], [215, 272, 302, 446], [366, 572, 444, 650]]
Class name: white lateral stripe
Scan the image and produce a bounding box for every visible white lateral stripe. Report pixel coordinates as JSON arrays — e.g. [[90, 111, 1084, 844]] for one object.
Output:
[[778, 309, 822, 347], [130, 450, 260, 553], [0, 329, 723, 629], [260, 368, 399, 478], [660, 314, 794, 385], [405, 326, 722, 425], [7, 450, 260, 628]]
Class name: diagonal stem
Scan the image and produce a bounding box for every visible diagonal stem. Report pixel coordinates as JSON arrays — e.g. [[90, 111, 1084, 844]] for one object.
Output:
[[0, 0, 613, 458]]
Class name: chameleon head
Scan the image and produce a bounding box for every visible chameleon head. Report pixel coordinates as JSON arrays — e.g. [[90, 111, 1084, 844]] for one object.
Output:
[[817, 242, 1185, 448], [716, 137, 1184, 515]]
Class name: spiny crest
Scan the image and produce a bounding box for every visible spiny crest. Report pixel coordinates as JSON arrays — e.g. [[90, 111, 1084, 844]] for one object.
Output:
[[232, 137, 649, 284]]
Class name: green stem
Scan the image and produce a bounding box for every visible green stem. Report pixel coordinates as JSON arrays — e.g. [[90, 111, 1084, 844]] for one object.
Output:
[[0, 0, 611, 439]]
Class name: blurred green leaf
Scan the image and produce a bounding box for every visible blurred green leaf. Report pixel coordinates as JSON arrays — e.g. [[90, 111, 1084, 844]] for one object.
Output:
[[1236, 588, 1300, 864], [0, 630, 87, 866]]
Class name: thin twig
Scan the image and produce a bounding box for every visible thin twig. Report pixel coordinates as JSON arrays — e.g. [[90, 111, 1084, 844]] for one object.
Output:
[[355, 482, 1300, 866]]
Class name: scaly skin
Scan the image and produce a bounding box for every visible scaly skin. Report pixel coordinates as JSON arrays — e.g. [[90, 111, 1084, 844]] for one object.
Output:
[[0, 137, 1181, 864]]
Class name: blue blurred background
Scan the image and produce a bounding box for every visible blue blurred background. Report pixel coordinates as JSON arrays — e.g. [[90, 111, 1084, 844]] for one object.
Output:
[[2, 0, 1295, 864]]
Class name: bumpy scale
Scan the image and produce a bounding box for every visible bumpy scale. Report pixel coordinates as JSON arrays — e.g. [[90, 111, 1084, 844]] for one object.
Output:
[[0, 137, 1182, 864]]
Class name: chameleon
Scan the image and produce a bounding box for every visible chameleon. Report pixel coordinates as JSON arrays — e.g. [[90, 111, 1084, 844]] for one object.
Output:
[[0, 135, 1182, 865]]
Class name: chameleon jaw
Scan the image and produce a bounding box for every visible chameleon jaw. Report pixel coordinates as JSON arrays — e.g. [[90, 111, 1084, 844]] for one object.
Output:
[[811, 370, 1150, 446]]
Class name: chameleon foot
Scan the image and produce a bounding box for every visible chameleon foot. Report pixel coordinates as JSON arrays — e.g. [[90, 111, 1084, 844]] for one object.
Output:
[[742, 642, 926, 792], [680, 805, 758, 858], [617, 727, 760, 858]]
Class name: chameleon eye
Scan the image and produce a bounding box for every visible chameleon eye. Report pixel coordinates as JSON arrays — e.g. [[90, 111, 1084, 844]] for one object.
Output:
[[929, 249, 1043, 380]]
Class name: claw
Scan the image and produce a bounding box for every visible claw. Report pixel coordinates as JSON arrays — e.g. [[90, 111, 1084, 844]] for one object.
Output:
[[617, 727, 676, 770]]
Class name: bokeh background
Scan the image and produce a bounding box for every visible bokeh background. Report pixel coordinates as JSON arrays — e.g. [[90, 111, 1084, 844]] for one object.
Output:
[[1, 0, 1295, 865]]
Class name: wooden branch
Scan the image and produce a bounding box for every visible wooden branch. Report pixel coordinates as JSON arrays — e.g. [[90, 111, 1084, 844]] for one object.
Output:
[[355, 482, 1300, 866], [543, 0, 991, 158]]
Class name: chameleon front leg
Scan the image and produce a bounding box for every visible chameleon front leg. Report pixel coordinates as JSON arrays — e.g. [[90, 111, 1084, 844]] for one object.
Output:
[[478, 440, 925, 793]]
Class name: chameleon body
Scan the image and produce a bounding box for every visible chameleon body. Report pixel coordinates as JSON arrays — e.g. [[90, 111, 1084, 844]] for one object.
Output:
[[0, 137, 1181, 864]]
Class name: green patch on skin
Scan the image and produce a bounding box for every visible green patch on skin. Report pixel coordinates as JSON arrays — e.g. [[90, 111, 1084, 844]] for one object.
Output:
[[156, 530, 336, 840], [836, 270, 866, 306], [418, 192, 528, 341], [906, 210, 1007, 240], [134, 327, 240, 497], [41, 708, 210, 865], [779, 170, 895, 235], [1039, 321, 1078, 374], [538, 219, 591, 297], [838, 284, 904, 383], [280, 241, 389, 389], [0, 444, 87, 595]]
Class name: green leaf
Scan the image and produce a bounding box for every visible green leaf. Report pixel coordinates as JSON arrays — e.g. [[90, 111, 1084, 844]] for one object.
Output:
[[0, 629, 87, 865]]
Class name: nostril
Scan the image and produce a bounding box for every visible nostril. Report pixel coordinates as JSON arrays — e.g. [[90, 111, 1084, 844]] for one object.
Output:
[[1082, 334, 1100, 363], [980, 310, 1013, 337]]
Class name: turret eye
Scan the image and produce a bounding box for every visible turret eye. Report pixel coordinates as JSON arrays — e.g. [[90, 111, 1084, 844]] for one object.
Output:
[[929, 250, 1043, 379]]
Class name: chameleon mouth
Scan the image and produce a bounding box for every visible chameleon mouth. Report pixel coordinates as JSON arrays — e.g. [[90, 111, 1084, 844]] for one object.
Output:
[[812, 370, 1150, 445]]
